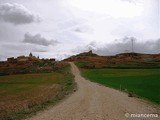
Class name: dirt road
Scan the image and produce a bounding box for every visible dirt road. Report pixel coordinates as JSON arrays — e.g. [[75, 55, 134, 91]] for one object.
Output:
[[27, 62, 159, 120]]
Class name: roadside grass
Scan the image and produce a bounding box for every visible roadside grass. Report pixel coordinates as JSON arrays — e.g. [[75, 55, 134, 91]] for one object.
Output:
[[0, 65, 75, 120], [105, 61, 160, 69], [75, 61, 90, 68], [75, 62, 160, 104]]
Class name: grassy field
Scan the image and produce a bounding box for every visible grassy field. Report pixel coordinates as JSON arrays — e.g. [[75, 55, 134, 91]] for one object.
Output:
[[75, 62, 160, 104], [0, 66, 75, 120]]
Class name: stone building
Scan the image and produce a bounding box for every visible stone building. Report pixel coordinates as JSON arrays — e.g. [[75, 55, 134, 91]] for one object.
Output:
[[17, 56, 29, 62], [7, 57, 17, 63]]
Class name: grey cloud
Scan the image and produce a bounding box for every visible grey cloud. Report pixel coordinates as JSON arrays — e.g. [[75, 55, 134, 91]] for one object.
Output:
[[0, 54, 7, 61], [74, 28, 82, 33], [23, 33, 59, 46], [95, 37, 160, 55], [0, 42, 50, 60], [73, 37, 160, 56], [73, 25, 93, 33], [115, 36, 136, 43], [57, 18, 89, 33], [72, 41, 98, 54], [86, 41, 98, 51], [0, 3, 41, 25], [1, 42, 48, 52], [121, 0, 134, 2], [33, 49, 47, 53], [121, 0, 141, 3]]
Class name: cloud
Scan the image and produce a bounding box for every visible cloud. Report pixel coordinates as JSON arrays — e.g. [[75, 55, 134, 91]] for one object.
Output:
[[33, 49, 47, 53], [95, 37, 160, 55], [121, 0, 141, 4], [0, 42, 51, 60], [74, 28, 82, 33], [0, 3, 41, 25], [72, 41, 99, 53], [73, 25, 93, 33], [72, 37, 160, 56], [121, 0, 134, 2], [23, 33, 59, 46]]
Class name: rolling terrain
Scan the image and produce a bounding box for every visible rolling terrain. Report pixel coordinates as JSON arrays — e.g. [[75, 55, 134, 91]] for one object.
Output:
[[1, 52, 159, 120], [0, 62, 75, 120], [26, 63, 159, 120]]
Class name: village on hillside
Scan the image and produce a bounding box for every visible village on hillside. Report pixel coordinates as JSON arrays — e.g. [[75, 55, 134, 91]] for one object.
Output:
[[0, 53, 55, 68], [0, 53, 68, 76], [1, 51, 160, 70]]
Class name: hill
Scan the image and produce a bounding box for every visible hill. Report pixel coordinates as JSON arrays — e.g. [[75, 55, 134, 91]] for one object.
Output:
[[0, 53, 66, 76], [64, 51, 160, 69]]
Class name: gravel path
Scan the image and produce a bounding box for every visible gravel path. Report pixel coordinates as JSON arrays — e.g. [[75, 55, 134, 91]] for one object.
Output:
[[26, 62, 159, 120]]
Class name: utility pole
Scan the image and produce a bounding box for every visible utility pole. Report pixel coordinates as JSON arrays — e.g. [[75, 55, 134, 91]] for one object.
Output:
[[131, 37, 135, 53], [158, 39, 160, 53]]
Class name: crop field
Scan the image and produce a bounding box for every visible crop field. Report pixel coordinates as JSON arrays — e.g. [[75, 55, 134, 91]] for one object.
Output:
[[0, 68, 74, 120], [76, 62, 160, 104]]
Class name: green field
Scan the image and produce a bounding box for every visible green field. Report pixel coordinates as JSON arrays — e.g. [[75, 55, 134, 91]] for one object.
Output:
[[0, 67, 75, 120], [77, 65, 160, 104]]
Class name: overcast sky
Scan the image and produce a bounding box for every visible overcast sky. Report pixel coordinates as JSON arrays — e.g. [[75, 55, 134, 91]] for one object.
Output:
[[0, 0, 159, 60]]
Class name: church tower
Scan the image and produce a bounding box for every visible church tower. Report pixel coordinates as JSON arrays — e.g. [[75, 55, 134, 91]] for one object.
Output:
[[29, 52, 33, 57]]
